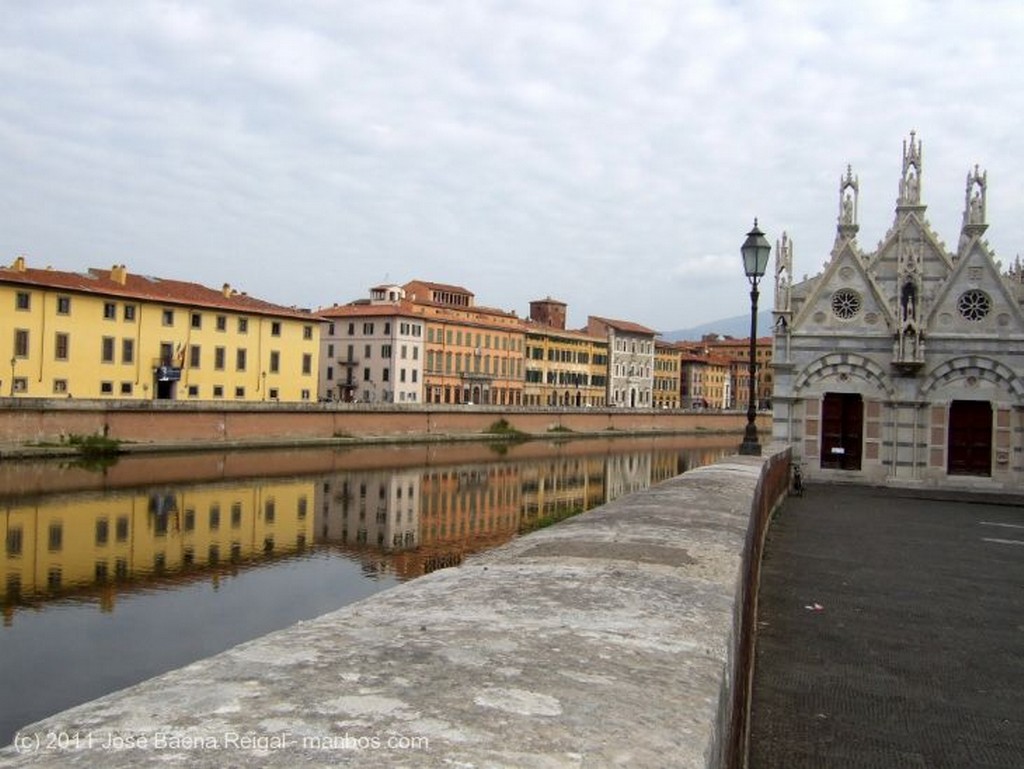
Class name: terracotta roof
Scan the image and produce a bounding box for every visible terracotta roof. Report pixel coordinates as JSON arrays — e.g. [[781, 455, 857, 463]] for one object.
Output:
[[317, 300, 424, 319], [0, 260, 316, 321], [587, 315, 658, 336], [523, 321, 606, 343], [403, 279, 474, 296]]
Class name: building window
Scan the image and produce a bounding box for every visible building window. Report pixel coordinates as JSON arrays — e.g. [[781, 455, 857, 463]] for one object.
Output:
[[53, 378, 68, 394], [162, 309, 174, 326], [236, 348, 247, 371], [831, 289, 862, 320], [96, 518, 109, 545], [15, 291, 30, 310], [122, 338, 135, 364], [303, 325, 313, 340], [188, 385, 199, 397], [48, 523, 63, 552], [957, 289, 991, 321], [189, 345, 201, 368], [300, 389, 310, 400], [120, 382, 133, 395], [12, 378, 27, 393], [5, 527, 22, 556], [55, 332, 69, 361], [100, 381, 113, 395], [238, 317, 249, 334], [216, 315, 226, 331], [234, 386, 245, 398], [363, 368, 370, 381], [191, 312, 202, 329], [382, 368, 390, 382], [213, 385, 224, 398], [269, 350, 280, 373], [382, 344, 392, 358], [327, 366, 334, 381], [104, 302, 117, 320], [101, 336, 115, 363], [269, 387, 279, 400], [347, 323, 354, 335], [115, 517, 129, 542], [57, 296, 71, 315], [363, 323, 374, 334], [14, 329, 28, 358], [214, 346, 225, 370], [302, 353, 312, 375], [123, 304, 136, 321], [271, 321, 281, 336]]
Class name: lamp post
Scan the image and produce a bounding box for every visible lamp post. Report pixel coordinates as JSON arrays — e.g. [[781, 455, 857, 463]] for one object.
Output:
[[739, 219, 771, 456]]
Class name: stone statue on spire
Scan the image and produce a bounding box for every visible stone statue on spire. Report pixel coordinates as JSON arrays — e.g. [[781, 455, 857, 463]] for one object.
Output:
[[898, 131, 923, 207]]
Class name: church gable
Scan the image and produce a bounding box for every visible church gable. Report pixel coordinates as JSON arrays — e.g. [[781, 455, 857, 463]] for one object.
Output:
[[927, 240, 1024, 336], [792, 246, 892, 336]]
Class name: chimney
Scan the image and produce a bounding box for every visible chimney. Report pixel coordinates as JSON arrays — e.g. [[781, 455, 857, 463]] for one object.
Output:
[[111, 264, 128, 285], [222, 283, 233, 298], [12, 255, 26, 272]]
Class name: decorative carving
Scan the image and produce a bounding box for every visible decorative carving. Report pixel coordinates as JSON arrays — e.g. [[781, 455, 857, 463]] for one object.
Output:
[[774, 231, 793, 316], [964, 165, 987, 226], [898, 131, 923, 206], [839, 165, 858, 225]]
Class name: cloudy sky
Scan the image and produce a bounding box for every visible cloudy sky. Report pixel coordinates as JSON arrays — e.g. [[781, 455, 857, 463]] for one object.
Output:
[[3, 2, 1023, 333]]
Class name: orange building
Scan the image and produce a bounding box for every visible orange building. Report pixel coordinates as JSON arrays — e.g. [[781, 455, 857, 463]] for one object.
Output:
[[699, 334, 773, 409], [404, 280, 526, 405]]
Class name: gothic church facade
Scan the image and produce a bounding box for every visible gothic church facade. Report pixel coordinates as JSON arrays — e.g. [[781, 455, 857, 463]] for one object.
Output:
[[772, 134, 1024, 489]]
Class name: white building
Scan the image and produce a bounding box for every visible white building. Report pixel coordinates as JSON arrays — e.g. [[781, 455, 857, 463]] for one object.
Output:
[[773, 133, 1024, 489], [586, 316, 656, 408], [318, 285, 425, 403]]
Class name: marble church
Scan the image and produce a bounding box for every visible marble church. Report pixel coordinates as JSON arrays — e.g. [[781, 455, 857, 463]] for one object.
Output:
[[772, 133, 1024, 488]]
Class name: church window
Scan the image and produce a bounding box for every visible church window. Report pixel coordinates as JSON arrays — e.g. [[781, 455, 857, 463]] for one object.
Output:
[[831, 289, 862, 320], [957, 290, 990, 322]]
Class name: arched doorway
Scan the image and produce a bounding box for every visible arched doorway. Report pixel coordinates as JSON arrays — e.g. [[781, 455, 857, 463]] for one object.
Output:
[[947, 400, 992, 476]]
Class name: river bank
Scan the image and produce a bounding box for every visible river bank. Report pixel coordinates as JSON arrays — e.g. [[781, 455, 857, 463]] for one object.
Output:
[[0, 398, 768, 460]]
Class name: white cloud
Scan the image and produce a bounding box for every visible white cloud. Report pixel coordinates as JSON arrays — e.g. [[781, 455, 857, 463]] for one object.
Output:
[[2, 1, 1024, 331]]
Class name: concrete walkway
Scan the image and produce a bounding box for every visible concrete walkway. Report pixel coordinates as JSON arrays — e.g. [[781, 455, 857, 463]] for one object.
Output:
[[749, 483, 1024, 768]]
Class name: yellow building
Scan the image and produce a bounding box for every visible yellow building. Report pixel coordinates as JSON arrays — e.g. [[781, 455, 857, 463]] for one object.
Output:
[[2, 480, 314, 621], [522, 298, 607, 407], [405, 280, 526, 405], [0, 257, 320, 401], [679, 346, 732, 409], [653, 340, 682, 409], [701, 335, 774, 409]]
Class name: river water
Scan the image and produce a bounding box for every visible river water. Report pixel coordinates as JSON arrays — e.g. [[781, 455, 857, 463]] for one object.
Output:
[[0, 434, 735, 744]]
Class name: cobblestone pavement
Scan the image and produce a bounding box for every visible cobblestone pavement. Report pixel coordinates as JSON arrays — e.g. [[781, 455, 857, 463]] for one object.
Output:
[[748, 483, 1024, 769]]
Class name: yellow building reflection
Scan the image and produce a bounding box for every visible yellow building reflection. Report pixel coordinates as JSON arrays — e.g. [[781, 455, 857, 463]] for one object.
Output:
[[2, 480, 315, 623]]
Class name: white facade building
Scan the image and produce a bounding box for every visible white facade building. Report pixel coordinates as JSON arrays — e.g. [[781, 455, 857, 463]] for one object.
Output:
[[319, 285, 425, 403], [586, 316, 656, 408], [773, 134, 1024, 489]]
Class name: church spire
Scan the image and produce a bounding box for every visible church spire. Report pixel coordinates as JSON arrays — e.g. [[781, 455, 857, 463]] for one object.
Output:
[[837, 164, 859, 242], [897, 131, 924, 209]]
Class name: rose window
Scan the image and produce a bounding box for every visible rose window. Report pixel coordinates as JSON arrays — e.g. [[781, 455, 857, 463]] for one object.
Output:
[[831, 289, 862, 320], [957, 289, 991, 321]]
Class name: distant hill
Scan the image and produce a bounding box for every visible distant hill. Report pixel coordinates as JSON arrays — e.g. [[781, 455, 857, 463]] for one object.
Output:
[[661, 310, 773, 342]]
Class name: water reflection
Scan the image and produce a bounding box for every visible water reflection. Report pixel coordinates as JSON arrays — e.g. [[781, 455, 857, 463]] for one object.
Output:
[[2, 436, 732, 623], [0, 435, 734, 745]]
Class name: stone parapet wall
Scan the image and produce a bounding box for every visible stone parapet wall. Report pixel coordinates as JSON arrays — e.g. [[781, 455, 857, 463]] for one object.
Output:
[[0, 448, 790, 768]]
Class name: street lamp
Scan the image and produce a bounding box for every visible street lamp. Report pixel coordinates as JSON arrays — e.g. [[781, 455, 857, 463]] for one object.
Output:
[[739, 219, 771, 456]]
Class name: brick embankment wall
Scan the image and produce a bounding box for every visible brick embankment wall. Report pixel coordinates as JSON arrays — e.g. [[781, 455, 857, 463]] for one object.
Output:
[[0, 448, 791, 769], [0, 398, 768, 451]]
